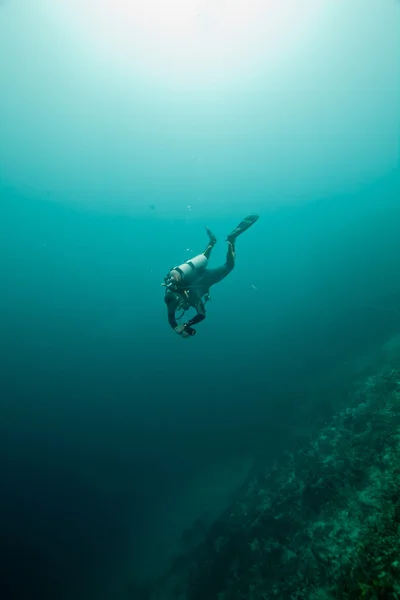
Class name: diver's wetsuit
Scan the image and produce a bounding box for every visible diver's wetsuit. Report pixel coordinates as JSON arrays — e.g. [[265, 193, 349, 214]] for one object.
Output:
[[164, 215, 259, 336], [164, 239, 235, 330]]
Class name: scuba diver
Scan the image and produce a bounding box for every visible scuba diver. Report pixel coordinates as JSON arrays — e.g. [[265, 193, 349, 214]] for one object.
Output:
[[163, 215, 259, 338]]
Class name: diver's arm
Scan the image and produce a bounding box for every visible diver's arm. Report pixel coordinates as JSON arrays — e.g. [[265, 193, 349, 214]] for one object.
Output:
[[165, 292, 179, 330], [184, 300, 206, 329], [181, 310, 205, 336], [185, 312, 205, 327]]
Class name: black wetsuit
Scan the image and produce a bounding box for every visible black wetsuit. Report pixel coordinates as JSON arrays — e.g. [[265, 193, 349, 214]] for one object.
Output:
[[165, 241, 235, 331], [164, 215, 259, 335]]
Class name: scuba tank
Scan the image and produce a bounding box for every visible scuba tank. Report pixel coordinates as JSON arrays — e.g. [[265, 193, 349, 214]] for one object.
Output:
[[166, 254, 208, 289]]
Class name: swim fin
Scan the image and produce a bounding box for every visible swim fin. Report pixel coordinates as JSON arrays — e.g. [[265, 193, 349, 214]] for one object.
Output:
[[205, 227, 217, 246], [226, 214, 259, 242]]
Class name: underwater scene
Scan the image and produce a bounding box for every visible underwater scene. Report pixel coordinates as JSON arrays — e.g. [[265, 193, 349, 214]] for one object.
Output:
[[0, 0, 400, 599]]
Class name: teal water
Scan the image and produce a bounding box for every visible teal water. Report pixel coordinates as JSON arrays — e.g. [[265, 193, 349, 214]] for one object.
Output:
[[0, 1, 399, 599]]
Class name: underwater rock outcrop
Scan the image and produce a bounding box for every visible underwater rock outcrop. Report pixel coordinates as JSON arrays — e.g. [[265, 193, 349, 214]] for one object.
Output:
[[133, 360, 400, 600]]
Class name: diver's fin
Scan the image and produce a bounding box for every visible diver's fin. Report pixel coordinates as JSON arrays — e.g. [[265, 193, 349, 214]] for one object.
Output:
[[205, 227, 217, 246], [226, 215, 259, 242]]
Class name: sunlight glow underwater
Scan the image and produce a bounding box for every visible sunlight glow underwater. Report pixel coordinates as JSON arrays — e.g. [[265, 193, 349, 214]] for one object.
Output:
[[60, 0, 322, 85]]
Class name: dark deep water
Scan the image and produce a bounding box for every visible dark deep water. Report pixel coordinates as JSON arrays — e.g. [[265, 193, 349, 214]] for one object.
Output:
[[1, 171, 400, 599]]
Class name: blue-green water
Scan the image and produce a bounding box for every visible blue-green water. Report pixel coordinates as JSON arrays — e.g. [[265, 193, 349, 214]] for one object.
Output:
[[1, 1, 399, 599]]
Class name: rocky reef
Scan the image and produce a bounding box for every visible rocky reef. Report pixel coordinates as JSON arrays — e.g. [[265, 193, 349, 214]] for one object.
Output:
[[133, 356, 400, 600]]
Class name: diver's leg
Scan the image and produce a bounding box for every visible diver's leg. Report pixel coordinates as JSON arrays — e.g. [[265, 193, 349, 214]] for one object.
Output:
[[203, 227, 217, 260], [195, 217, 258, 293], [226, 214, 259, 243], [202, 240, 236, 287], [225, 240, 235, 271]]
